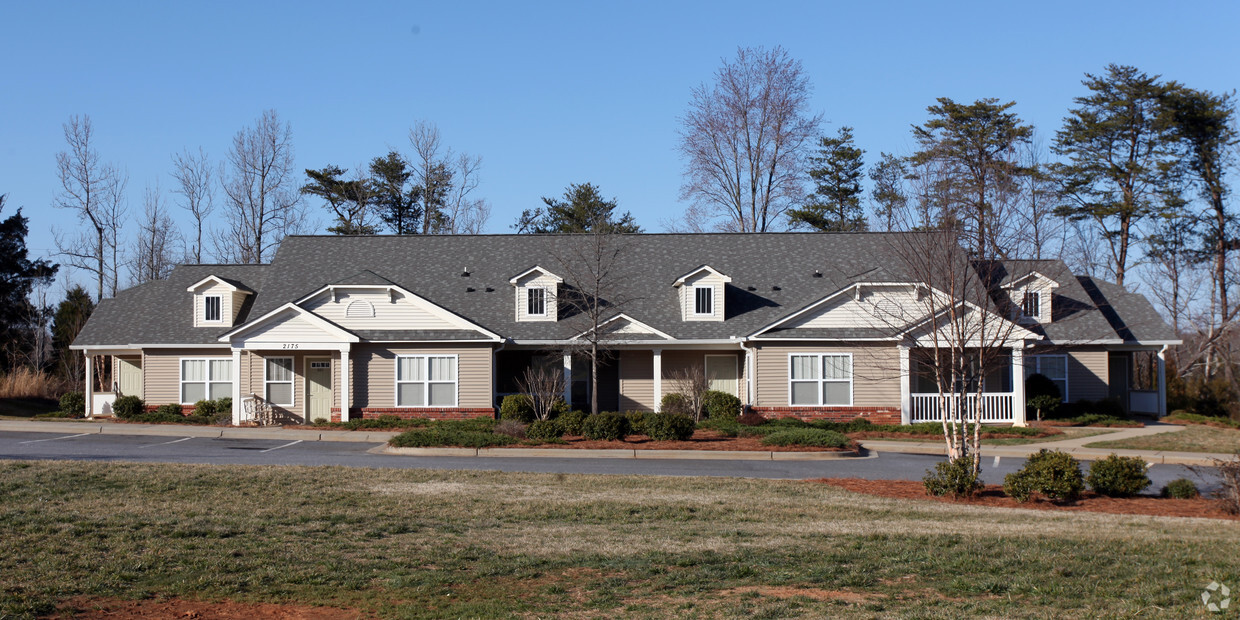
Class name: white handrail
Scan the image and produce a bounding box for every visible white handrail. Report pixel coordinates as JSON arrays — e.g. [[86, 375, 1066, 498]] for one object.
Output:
[[909, 392, 1015, 423]]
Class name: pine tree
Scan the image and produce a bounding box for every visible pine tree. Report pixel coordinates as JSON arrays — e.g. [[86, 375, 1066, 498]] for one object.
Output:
[[515, 183, 641, 234], [788, 127, 867, 232]]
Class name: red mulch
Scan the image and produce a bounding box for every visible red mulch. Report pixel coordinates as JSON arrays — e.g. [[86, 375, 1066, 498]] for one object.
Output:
[[54, 596, 366, 619], [507, 430, 855, 452], [814, 477, 1238, 520]]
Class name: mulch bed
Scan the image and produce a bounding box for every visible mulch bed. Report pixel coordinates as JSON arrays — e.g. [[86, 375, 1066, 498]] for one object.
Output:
[[1030, 419, 1144, 428], [849, 429, 1063, 441], [56, 596, 366, 619], [815, 477, 1238, 520], [506, 430, 855, 452]]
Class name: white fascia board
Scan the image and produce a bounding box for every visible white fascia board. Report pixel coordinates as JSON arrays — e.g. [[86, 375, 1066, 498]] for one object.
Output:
[[672, 265, 732, 287], [217, 303, 360, 343], [512, 339, 741, 348], [570, 313, 676, 341], [1000, 271, 1060, 290], [748, 336, 899, 342], [1104, 340, 1184, 349], [508, 265, 564, 285], [294, 282, 503, 342], [186, 275, 251, 294], [70, 343, 231, 351]]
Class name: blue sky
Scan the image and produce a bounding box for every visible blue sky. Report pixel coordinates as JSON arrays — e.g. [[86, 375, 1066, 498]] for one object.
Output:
[[3, 1, 1237, 290]]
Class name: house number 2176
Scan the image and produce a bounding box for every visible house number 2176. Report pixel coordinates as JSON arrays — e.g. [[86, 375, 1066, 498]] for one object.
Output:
[[281, 343, 300, 349]]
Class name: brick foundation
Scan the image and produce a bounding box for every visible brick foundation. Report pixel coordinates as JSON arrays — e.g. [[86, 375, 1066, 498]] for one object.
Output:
[[750, 406, 901, 425], [329, 407, 495, 422]]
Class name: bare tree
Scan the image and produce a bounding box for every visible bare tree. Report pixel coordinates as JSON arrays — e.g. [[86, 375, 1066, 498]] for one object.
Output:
[[515, 361, 566, 421], [52, 115, 128, 301], [407, 122, 490, 234], [666, 363, 710, 420], [130, 184, 182, 285], [678, 46, 822, 232], [443, 153, 491, 234], [1010, 138, 1066, 259], [170, 147, 214, 263], [214, 110, 306, 263]]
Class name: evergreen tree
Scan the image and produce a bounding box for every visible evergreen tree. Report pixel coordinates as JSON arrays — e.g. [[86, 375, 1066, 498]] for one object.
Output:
[[0, 196, 58, 370], [369, 151, 422, 235], [869, 152, 909, 232], [301, 165, 379, 235], [515, 183, 641, 233], [52, 285, 92, 378], [788, 126, 868, 231]]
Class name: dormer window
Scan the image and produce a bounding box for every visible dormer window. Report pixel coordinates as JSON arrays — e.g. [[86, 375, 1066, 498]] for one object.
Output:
[[527, 287, 547, 316], [693, 286, 714, 316], [204, 296, 222, 322], [510, 266, 562, 322], [1022, 291, 1041, 320]]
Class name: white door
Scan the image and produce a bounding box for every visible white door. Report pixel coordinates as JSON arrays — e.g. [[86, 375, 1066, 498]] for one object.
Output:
[[705, 355, 738, 396], [306, 359, 333, 422], [117, 358, 142, 398]]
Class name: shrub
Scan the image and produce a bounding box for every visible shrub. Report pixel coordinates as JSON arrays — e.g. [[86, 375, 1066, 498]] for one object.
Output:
[[151, 403, 185, 421], [192, 400, 217, 417], [760, 428, 850, 449], [697, 417, 740, 437], [1027, 395, 1061, 422], [811, 418, 876, 434], [582, 412, 630, 441], [435, 418, 496, 433], [923, 457, 981, 498], [1025, 373, 1061, 400], [1003, 449, 1084, 502], [526, 419, 565, 441], [702, 390, 742, 420], [645, 412, 696, 441], [312, 417, 329, 426], [389, 428, 516, 448], [767, 417, 811, 428], [112, 395, 145, 419], [499, 394, 535, 423], [660, 393, 691, 417], [625, 411, 648, 435], [737, 412, 767, 426], [1161, 478, 1199, 499], [557, 410, 588, 436], [1068, 398, 1127, 420], [1087, 454, 1150, 497], [1166, 411, 1240, 429], [1215, 454, 1240, 515], [58, 391, 85, 416], [341, 416, 429, 430], [493, 419, 527, 439], [215, 397, 232, 413]]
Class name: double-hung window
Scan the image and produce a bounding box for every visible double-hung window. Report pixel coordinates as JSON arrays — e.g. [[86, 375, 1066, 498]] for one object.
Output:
[[693, 286, 714, 316], [789, 353, 852, 406], [1026, 355, 1068, 400], [1022, 291, 1041, 319], [265, 357, 294, 406], [527, 287, 546, 316], [204, 296, 221, 322], [396, 355, 457, 407], [181, 358, 232, 404]]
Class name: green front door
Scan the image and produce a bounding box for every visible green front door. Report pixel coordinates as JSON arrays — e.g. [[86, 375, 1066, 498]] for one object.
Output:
[[306, 359, 332, 422]]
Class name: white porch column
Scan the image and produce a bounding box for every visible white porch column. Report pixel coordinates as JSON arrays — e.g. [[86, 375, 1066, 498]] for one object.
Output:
[[231, 348, 243, 425], [899, 345, 911, 425], [1157, 345, 1167, 418], [1011, 345, 1027, 427], [84, 350, 93, 418], [562, 352, 572, 408], [652, 349, 663, 412], [340, 345, 351, 422]]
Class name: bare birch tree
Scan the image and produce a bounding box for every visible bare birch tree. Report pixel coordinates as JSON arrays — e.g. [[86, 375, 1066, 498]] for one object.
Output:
[[214, 110, 306, 263], [170, 147, 214, 262], [677, 46, 822, 232], [515, 361, 566, 421], [130, 184, 182, 284], [666, 363, 710, 420], [408, 122, 490, 234], [52, 115, 128, 301], [1010, 138, 1066, 259]]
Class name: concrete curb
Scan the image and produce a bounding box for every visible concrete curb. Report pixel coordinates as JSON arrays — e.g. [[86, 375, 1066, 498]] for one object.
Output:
[[0, 420, 398, 444], [383, 446, 862, 460]]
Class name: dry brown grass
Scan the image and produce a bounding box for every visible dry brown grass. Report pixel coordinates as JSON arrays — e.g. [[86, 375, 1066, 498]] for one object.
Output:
[[0, 367, 70, 399]]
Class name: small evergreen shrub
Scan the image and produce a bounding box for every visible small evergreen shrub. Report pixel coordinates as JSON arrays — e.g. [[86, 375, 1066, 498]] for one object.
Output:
[[760, 428, 850, 448], [1086, 454, 1150, 497], [151, 403, 186, 422], [1027, 395, 1061, 422], [767, 417, 811, 428], [526, 419, 565, 441], [697, 417, 740, 437], [214, 397, 232, 413], [1025, 373, 1061, 400], [625, 411, 648, 435], [59, 391, 85, 416], [645, 412, 696, 441], [435, 418, 496, 433], [341, 417, 429, 430], [193, 400, 217, 417], [312, 417, 329, 426], [389, 428, 516, 448], [737, 412, 767, 426], [499, 394, 535, 423], [493, 419, 527, 439], [702, 390, 742, 420], [582, 412, 630, 441], [1003, 449, 1084, 502], [660, 393, 691, 417], [557, 410, 588, 435], [1161, 478, 1199, 499], [923, 457, 981, 498], [112, 395, 145, 419]]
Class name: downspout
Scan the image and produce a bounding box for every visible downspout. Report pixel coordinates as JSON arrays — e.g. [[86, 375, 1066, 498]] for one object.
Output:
[[739, 338, 754, 411], [492, 339, 507, 417]]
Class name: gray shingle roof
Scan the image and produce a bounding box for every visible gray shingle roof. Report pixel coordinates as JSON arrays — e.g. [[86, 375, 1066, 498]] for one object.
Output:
[[1079, 276, 1179, 343]]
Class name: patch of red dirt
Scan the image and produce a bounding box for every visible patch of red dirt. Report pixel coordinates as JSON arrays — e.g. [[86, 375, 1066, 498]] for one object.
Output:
[[814, 477, 1237, 520], [505, 430, 855, 452], [54, 596, 366, 619]]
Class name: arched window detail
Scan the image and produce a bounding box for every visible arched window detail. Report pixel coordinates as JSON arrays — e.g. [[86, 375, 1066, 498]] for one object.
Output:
[[345, 299, 375, 319]]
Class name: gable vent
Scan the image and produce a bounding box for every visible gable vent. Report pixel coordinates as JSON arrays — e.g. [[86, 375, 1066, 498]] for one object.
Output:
[[345, 299, 375, 318]]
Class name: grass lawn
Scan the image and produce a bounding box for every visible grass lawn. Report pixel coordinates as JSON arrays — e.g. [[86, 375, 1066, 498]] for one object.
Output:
[[2, 461, 1238, 618], [1086, 424, 1240, 454]]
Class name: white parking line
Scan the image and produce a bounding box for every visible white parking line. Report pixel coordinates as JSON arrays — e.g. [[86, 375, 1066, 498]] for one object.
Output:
[[261, 440, 303, 453], [18, 433, 91, 445], [138, 437, 192, 449]]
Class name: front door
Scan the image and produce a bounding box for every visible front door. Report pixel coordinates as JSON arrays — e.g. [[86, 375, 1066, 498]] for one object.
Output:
[[117, 358, 142, 398], [705, 354, 739, 396], [306, 359, 333, 423], [1109, 355, 1129, 412]]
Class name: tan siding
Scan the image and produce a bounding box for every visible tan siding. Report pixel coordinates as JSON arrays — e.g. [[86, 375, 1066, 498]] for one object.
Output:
[[357, 344, 493, 409], [619, 350, 654, 411], [141, 348, 231, 405], [242, 310, 337, 342], [753, 343, 900, 408], [791, 288, 917, 330], [1067, 348, 1109, 402], [230, 290, 247, 323], [304, 290, 459, 331]]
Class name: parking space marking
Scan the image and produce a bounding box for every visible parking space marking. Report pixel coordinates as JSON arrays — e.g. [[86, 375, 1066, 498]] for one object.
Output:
[[139, 437, 193, 449], [18, 433, 91, 445], [261, 440, 303, 453]]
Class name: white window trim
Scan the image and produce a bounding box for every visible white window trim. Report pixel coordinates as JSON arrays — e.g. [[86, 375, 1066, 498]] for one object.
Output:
[[264, 356, 295, 406], [1021, 290, 1042, 321], [179, 357, 233, 405], [527, 286, 547, 317], [1027, 354, 1069, 401], [692, 285, 714, 316], [204, 295, 222, 323], [395, 354, 459, 408], [787, 352, 853, 407]]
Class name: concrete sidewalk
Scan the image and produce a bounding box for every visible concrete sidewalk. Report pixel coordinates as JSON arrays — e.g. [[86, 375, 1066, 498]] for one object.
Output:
[[859, 424, 1234, 466], [0, 419, 397, 443]]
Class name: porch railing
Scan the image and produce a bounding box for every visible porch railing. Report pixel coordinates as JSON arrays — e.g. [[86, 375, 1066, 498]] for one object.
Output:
[[909, 392, 1016, 424]]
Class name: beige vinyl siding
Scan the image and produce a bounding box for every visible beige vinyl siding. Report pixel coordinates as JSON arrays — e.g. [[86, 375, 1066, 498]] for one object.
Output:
[[141, 348, 232, 406], [788, 287, 918, 330], [230, 290, 248, 323], [303, 290, 460, 331], [679, 271, 725, 321], [514, 273, 559, 322], [1067, 347, 1109, 402], [355, 343, 493, 409], [240, 309, 335, 342], [618, 350, 654, 411], [753, 343, 900, 408]]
